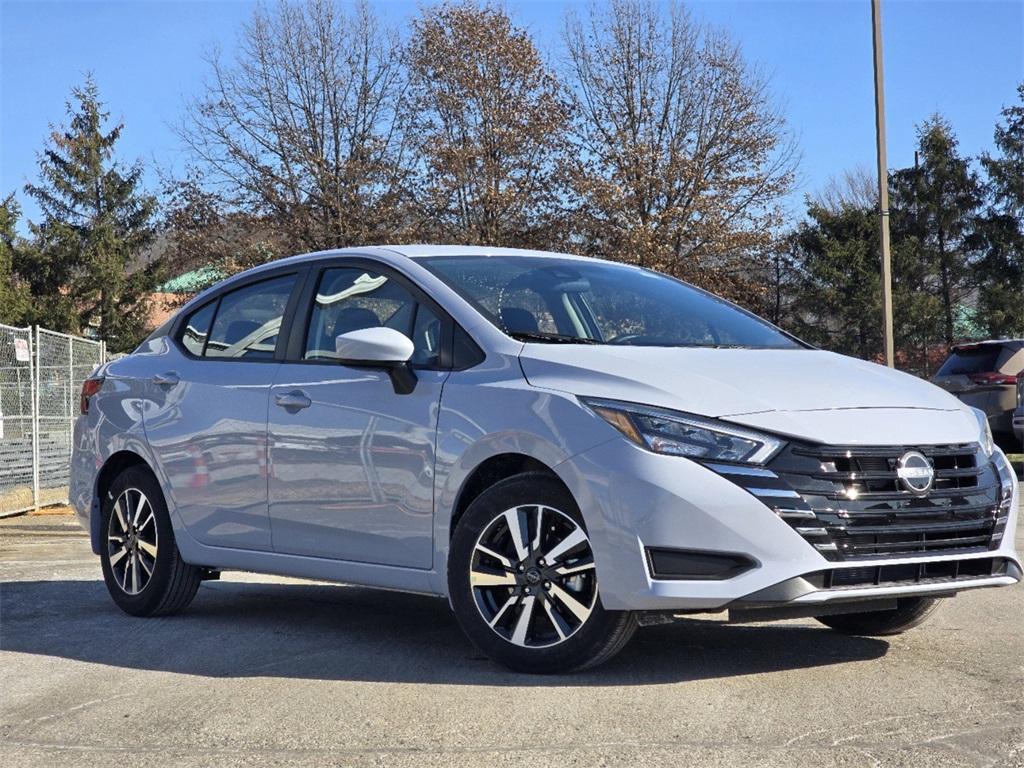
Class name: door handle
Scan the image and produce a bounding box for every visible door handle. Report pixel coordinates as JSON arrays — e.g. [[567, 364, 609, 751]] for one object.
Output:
[[152, 372, 180, 387], [274, 390, 312, 411]]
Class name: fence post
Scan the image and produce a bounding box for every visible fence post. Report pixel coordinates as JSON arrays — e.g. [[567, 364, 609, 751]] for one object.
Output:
[[68, 337, 75, 485], [32, 326, 40, 511]]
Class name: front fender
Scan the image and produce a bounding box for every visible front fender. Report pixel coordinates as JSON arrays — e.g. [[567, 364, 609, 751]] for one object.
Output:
[[430, 360, 618, 594]]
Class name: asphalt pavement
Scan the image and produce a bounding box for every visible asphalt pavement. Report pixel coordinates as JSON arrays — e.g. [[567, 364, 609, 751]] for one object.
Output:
[[2, 508, 1022, 767]]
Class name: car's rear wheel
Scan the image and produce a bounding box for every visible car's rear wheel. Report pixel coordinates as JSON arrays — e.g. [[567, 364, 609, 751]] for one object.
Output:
[[816, 596, 940, 636], [448, 472, 637, 673], [100, 465, 202, 616]]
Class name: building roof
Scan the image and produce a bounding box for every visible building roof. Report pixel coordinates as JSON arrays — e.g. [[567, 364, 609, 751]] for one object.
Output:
[[158, 266, 224, 294]]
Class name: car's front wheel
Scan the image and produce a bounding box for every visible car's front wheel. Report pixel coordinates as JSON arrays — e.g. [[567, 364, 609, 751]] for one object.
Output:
[[816, 596, 940, 636], [100, 465, 202, 617], [448, 472, 637, 673]]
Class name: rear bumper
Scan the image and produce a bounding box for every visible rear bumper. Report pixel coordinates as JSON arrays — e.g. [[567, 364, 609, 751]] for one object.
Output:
[[989, 409, 1014, 434], [69, 415, 100, 550], [946, 386, 1016, 433]]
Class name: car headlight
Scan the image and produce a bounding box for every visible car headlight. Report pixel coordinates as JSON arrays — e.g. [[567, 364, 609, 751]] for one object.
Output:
[[582, 398, 785, 464], [971, 407, 994, 456]]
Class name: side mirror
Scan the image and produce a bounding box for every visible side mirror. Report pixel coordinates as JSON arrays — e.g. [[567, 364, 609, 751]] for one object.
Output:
[[335, 327, 417, 395]]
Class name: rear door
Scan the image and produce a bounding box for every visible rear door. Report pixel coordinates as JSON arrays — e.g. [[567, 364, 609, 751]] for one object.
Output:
[[144, 270, 304, 551], [267, 261, 451, 568]]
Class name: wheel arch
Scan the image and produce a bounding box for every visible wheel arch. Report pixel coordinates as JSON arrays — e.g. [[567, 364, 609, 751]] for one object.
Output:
[[448, 452, 568, 542], [91, 450, 154, 554]]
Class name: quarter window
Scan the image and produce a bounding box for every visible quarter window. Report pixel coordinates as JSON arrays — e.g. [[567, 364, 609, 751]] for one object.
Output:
[[203, 274, 297, 359], [180, 300, 216, 356]]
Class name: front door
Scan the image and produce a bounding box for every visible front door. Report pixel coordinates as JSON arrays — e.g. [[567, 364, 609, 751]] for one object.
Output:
[[267, 265, 449, 568]]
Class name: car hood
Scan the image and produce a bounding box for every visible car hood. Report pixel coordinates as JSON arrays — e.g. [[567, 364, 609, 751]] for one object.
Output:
[[518, 346, 980, 445]]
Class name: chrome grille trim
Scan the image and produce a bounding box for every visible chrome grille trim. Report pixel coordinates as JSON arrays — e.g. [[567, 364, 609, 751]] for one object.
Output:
[[757, 442, 1000, 562]]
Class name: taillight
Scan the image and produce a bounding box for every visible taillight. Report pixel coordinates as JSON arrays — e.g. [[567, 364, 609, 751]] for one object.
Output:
[[967, 372, 1017, 386], [80, 376, 105, 414]]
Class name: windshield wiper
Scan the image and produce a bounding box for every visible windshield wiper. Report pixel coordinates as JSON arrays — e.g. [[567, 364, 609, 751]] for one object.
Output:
[[667, 343, 758, 349], [507, 330, 601, 345]]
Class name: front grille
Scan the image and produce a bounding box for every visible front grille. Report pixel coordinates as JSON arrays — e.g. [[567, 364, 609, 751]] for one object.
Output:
[[805, 557, 1011, 589], [717, 442, 1007, 562], [812, 444, 980, 495]]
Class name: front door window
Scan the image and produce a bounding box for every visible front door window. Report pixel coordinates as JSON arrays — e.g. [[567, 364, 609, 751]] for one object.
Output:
[[304, 268, 441, 367]]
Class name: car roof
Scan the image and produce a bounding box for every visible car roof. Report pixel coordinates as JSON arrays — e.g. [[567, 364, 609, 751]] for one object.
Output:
[[259, 244, 595, 268], [953, 339, 1024, 350], [220, 245, 598, 285], [377, 244, 590, 261]]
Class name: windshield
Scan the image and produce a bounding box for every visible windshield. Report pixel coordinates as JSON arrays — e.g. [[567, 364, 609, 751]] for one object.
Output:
[[420, 255, 803, 349]]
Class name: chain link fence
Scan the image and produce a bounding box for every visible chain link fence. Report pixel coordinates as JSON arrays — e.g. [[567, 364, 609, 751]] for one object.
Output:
[[0, 325, 105, 516], [0, 325, 36, 515]]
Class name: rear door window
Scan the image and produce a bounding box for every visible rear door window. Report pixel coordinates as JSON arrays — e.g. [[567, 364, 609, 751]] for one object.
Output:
[[204, 274, 298, 359]]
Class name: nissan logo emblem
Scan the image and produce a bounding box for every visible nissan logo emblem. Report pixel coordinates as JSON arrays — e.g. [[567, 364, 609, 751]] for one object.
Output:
[[896, 451, 934, 494]]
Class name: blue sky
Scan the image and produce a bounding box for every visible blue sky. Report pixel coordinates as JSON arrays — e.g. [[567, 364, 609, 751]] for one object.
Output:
[[2, 0, 1022, 229]]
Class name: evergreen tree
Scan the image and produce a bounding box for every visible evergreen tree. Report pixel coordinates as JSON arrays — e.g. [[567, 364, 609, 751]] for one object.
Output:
[[24, 77, 160, 350], [784, 175, 941, 371], [976, 84, 1024, 337], [889, 116, 984, 345], [0, 195, 32, 326], [786, 204, 883, 359]]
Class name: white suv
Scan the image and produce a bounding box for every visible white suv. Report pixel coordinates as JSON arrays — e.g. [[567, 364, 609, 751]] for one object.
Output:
[[70, 246, 1020, 673]]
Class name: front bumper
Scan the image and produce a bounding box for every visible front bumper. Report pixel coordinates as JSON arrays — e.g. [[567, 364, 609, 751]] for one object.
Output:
[[556, 439, 1021, 612], [732, 556, 1020, 605]]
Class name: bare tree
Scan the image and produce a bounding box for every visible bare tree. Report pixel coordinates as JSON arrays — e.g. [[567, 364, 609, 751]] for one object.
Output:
[[160, 173, 287, 303], [405, 2, 573, 246], [179, 0, 408, 253], [811, 165, 878, 213], [564, 0, 796, 303]]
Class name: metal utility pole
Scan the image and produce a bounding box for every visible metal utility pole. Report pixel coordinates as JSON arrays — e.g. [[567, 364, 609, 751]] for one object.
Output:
[[872, 0, 895, 367]]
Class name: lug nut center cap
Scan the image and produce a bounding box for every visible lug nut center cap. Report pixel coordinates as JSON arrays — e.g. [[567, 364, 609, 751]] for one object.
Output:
[[524, 567, 543, 585]]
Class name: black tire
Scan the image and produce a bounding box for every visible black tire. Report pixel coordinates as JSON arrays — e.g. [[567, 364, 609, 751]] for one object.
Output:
[[99, 465, 202, 617], [816, 597, 940, 636], [448, 472, 637, 674]]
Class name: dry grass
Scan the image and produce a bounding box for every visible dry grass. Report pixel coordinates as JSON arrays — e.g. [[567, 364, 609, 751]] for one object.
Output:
[[0, 485, 74, 518], [0, 486, 35, 516], [29, 504, 73, 516]]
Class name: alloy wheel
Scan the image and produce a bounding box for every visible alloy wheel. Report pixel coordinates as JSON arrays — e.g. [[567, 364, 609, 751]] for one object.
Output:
[[107, 488, 159, 595], [470, 504, 597, 648]]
